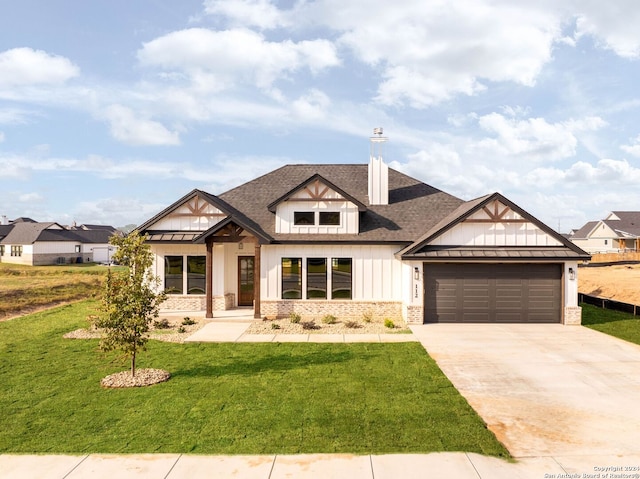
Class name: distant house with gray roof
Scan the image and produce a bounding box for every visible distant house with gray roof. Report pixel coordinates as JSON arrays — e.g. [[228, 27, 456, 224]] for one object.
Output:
[[570, 212, 640, 253], [137, 130, 589, 325], [0, 217, 118, 266]]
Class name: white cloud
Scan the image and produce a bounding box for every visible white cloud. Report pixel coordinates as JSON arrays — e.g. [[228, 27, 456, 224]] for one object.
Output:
[[291, 89, 331, 122], [620, 134, 640, 157], [573, 0, 640, 58], [0, 132, 4, 142], [526, 158, 640, 187], [19, 192, 43, 202], [137, 28, 340, 92], [103, 104, 181, 146], [475, 113, 605, 162], [0, 48, 79, 88], [203, 0, 290, 30]]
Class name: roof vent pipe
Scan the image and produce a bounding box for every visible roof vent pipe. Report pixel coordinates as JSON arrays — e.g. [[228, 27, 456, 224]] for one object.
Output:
[[368, 127, 389, 205]]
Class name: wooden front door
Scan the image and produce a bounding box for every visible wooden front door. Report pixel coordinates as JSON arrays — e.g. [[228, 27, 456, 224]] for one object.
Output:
[[238, 256, 255, 307]]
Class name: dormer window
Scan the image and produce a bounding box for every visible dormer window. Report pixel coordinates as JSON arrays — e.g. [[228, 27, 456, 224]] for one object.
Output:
[[319, 212, 340, 226], [294, 211, 341, 226], [294, 212, 315, 225]]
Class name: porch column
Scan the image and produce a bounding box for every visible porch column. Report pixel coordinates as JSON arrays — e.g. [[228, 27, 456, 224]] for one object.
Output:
[[254, 243, 261, 318], [205, 238, 213, 318]]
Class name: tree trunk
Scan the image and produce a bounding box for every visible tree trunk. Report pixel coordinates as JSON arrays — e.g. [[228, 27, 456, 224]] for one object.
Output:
[[131, 349, 136, 377]]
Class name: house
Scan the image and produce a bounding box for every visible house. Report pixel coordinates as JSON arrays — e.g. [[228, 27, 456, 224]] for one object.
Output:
[[137, 131, 590, 324], [570, 212, 640, 253], [0, 217, 118, 265]]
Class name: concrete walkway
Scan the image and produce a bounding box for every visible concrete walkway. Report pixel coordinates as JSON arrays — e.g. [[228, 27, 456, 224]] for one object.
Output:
[[4, 452, 640, 478]]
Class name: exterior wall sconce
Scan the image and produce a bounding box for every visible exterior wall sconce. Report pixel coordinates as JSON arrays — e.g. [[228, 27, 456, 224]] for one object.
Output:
[[238, 242, 243, 250], [568, 267, 576, 280], [414, 267, 420, 280]]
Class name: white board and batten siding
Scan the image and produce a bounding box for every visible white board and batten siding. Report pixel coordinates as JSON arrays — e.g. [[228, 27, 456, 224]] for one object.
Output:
[[274, 186, 359, 234], [261, 244, 403, 301], [150, 201, 226, 231], [431, 206, 563, 247]]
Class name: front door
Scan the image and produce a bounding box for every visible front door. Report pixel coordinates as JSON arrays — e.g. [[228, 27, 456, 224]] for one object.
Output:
[[238, 256, 255, 307]]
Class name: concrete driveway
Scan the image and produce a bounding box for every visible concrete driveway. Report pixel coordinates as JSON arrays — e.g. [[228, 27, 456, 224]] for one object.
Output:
[[410, 323, 640, 458]]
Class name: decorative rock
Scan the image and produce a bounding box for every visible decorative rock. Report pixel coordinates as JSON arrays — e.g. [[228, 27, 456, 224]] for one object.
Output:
[[100, 368, 171, 388]]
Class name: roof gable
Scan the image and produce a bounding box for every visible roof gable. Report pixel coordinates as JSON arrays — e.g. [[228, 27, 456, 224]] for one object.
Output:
[[401, 192, 589, 259], [267, 174, 367, 213], [137, 189, 230, 232]]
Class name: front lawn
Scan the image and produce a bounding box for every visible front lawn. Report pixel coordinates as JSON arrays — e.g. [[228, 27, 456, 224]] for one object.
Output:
[[581, 303, 640, 346], [0, 300, 508, 457]]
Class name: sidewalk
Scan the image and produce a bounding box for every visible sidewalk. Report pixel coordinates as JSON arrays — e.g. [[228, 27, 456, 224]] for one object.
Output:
[[4, 451, 637, 478]]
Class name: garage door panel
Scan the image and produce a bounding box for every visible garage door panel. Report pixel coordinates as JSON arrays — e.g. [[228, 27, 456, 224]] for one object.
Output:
[[424, 263, 561, 323]]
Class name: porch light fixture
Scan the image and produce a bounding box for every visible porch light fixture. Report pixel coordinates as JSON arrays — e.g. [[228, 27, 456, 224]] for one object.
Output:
[[568, 267, 576, 281], [414, 267, 420, 280], [238, 242, 243, 250]]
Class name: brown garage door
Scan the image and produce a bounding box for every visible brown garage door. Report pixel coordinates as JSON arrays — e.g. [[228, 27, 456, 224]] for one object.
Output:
[[424, 263, 562, 323]]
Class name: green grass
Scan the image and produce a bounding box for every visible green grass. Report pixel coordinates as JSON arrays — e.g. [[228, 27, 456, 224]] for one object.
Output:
[[0, 263, 119, 318], [581, 303, 640, 346], [0, 300, 508, 457]]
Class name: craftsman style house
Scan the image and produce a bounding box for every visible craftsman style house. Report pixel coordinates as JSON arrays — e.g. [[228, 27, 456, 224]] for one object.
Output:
[[138, 132, 590, 324]]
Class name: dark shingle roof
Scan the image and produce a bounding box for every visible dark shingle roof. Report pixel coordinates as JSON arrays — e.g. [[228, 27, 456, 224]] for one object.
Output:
[[0, 222, 116, 245], [606, 211, 640, 237], [571, 221, 599, 239], [217, 164, 464, 243]]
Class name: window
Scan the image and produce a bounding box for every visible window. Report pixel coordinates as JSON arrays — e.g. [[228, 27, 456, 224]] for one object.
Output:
[[331, 258, 352, 299], [164, 256, 183, 294], [10, 245, 22, 257], [307, 258, 327, 299], [294, 212, 315, 225], [0, 245, 4, 256], [282, 257, 302, 299], [187, 256, 206, 294], [319, 212, 340, 225], [604, 239, 608, 245], [75, 245, 81, 253]]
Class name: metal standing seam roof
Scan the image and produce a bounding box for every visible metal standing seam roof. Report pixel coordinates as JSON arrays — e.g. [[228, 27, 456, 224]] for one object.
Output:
[[406, 247, 588, 260]]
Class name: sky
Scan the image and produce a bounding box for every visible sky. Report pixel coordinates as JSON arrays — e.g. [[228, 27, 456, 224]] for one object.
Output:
[[1, 0, 640, 232]]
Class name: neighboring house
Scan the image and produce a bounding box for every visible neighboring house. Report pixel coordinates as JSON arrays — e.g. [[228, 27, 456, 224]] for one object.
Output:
[[0, 217, 118, 266], [570, 212, 640, 253], [138, 134, 590, 325]]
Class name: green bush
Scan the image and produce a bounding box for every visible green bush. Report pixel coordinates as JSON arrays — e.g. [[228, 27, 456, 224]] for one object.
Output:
[[302, 321, 319, 330], [177, 326, 186, 333], [289, 312, 301, 323], [181, 317, 196, 325], [153, 318, 171, 329], [271, 323, 281, 330], [322, 314, 337, 324], [384, 318, 395, 329]]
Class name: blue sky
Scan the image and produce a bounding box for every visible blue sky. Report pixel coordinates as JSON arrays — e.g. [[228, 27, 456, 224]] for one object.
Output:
[[2, 0, 640, 231]]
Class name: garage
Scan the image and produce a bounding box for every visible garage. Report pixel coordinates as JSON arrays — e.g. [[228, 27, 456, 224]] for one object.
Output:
[[423, 263, 562, 323]]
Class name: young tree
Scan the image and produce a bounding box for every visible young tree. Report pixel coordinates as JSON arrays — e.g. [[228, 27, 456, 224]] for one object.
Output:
[[94, 231, 166, 377]]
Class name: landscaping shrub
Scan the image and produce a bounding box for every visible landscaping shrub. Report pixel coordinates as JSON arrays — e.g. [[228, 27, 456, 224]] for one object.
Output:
[[289, 312, 301, 323], [362, 311, 373, 323], [322, 314, 337, 324], [344, 320, 360, 329], [384, 318, 395, 329], [153, 318, 171, 329], [181, 317, 196, 325]]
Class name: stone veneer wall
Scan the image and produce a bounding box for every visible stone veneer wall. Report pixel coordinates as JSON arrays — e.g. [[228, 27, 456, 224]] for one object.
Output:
[[260, 300, 403, 321], [405, 305, 423, 324], [564, 306, 582, 325], [162, 293, 235, 312]]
